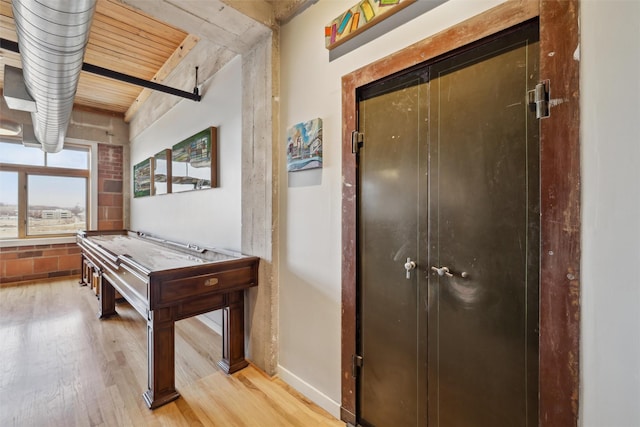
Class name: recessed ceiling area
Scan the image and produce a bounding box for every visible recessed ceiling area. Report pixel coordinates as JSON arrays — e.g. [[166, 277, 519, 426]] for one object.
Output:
[[0, 0, 311, 121]]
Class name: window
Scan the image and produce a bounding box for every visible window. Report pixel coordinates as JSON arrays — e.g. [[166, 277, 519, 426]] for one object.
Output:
[[0, 171, 18, 239], [0, 140, 90, 239]]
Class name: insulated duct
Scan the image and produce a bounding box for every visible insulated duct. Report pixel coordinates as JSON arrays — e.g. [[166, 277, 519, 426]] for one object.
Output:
[[11, 0, 96, 153]]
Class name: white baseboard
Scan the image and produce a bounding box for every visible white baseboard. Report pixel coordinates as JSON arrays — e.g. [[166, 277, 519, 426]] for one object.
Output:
[[196, 320, 341, 420], [277, 365, 341, 420]]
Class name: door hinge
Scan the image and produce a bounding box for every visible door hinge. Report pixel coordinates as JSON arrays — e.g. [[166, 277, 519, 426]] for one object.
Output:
[[352, 354, 363, 377], [528, 79, 550, 119], [351, 131, 364, 154]]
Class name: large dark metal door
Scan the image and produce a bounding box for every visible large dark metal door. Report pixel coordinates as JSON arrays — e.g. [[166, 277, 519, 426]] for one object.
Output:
[[357, 23, 539, 427], [426, 25, 540, 427], [357, 71, 429, 427]]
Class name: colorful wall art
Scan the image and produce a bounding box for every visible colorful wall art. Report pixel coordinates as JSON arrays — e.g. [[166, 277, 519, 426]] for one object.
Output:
[[286, 118, 323, 172], [325, 0, 416, 50]]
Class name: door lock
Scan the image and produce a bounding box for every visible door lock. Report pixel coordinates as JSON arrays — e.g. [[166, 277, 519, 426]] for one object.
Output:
[[431, 266, 453, 277], [431, 266, 469, 278], [404, 257, 417, 279]]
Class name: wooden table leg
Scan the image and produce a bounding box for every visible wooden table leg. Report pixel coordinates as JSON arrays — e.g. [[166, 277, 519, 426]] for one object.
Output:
[[218, 290, 249, 374], [98, 274, 117, 319], [79, 256, 88, 286], [143, 307, 180, 409]]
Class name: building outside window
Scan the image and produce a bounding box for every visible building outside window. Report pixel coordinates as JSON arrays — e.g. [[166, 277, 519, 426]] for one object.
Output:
[[0, 140, 90, 239]]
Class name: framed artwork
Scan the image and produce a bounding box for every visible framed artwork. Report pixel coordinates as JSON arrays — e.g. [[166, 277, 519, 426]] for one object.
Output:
[[133, 157, 152, 198], [171, 127, 218, 193], [325, 0, 416, 50], [152, 149, 172, 195], [286, 118, 323, 172]]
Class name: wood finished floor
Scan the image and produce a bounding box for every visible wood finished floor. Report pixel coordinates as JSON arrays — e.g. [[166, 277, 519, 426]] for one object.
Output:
[[0, 278, 344, 427]]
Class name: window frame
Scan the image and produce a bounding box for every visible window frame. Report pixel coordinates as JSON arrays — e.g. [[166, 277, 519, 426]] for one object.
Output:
[[0, 139, 96, 242]]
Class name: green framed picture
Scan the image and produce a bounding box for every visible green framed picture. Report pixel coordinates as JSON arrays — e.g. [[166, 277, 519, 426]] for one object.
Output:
[[171, 127, 218, 193], [133, 157, 152, 198]]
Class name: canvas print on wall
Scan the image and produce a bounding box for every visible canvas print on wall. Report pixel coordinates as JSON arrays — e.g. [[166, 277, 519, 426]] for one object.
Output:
[[325, 0, 416, 50], [153, 149, 172, 195], [133, 158, 151, 198], [286, 118, 323, 172], [171, 127, 218, 193]]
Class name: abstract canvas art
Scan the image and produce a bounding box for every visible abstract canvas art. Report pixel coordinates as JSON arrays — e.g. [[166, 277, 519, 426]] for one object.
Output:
[[286, 118, 323, 172], [325, 0, 416, 50]]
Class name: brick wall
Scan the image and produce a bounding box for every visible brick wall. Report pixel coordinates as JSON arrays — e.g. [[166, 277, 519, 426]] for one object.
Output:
[[98, 144, 124, 230], [0, 143, 124, 285], [0, 243, 82, 284]]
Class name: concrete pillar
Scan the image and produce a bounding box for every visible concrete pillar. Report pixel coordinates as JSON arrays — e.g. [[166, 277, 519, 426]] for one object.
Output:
[[242, 31, 279, 375]]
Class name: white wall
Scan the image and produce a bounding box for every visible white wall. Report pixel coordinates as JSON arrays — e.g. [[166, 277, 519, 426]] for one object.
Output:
[[278, 0, 507, 417], [580, 2, 640, 426], [129, 56, 242, 253], [123, 1, 640, 423], [281, 0, 640, 422], [129, 56, 243, 331]]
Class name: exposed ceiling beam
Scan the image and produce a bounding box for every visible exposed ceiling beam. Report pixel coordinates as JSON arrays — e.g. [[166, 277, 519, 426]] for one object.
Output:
[[121, 0, 271, 55], [125, 33, 199, 122], [218, 0, 317, 27], [219, 0, 275, 28], [0, 0, 313, 118], [1, 38, 201, 103], [268, 0, 317, 24]]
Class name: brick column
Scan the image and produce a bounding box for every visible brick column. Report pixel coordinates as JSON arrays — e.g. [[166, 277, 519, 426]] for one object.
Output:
[[97, 144, 124, 230]]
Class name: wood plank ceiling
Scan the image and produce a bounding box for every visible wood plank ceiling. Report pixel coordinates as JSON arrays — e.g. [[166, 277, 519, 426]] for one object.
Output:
[[0, 0, 194, 121], [0, 0, 309, 122]]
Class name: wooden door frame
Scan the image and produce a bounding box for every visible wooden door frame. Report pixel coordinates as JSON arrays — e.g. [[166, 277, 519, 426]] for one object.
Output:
[[340, 1, 581, 426]]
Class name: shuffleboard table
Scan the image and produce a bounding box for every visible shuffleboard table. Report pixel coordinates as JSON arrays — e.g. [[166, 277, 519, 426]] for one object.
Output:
[[77, 230, 259, 409]]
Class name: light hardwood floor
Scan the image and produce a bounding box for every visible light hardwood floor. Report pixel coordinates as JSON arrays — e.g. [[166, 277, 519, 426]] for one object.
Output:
[[0, 278, 344, 427]]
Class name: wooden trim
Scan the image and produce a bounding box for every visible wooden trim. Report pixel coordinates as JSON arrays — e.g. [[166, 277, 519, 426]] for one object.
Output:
[[209, 127, 219, 189], [0, 164, 90, 239], [17, 170, 26, 238], [343, 0, 538, 88], [0, 164, 90, 178], [539, 0, 581, 424], [340, 0, 580, 425]]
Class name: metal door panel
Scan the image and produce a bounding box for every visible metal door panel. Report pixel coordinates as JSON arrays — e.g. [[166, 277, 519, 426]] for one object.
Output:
[[358, 73, 428, 427], [427, 25, 540, 427], [356, 23, 539, 427]]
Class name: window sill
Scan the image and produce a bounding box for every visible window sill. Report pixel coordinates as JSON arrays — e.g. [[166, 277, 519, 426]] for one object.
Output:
[[0, 236, 77, 248]]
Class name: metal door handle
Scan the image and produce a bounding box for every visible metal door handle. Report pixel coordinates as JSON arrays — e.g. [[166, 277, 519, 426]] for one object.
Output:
[[405, 257, 417, 279], [431, 266, 469, 279], [431, 266, 453, 277]]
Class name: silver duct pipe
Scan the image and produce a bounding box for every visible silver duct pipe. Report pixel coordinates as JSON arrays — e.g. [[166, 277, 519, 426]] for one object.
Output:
[[12, 0, 96, 153]]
